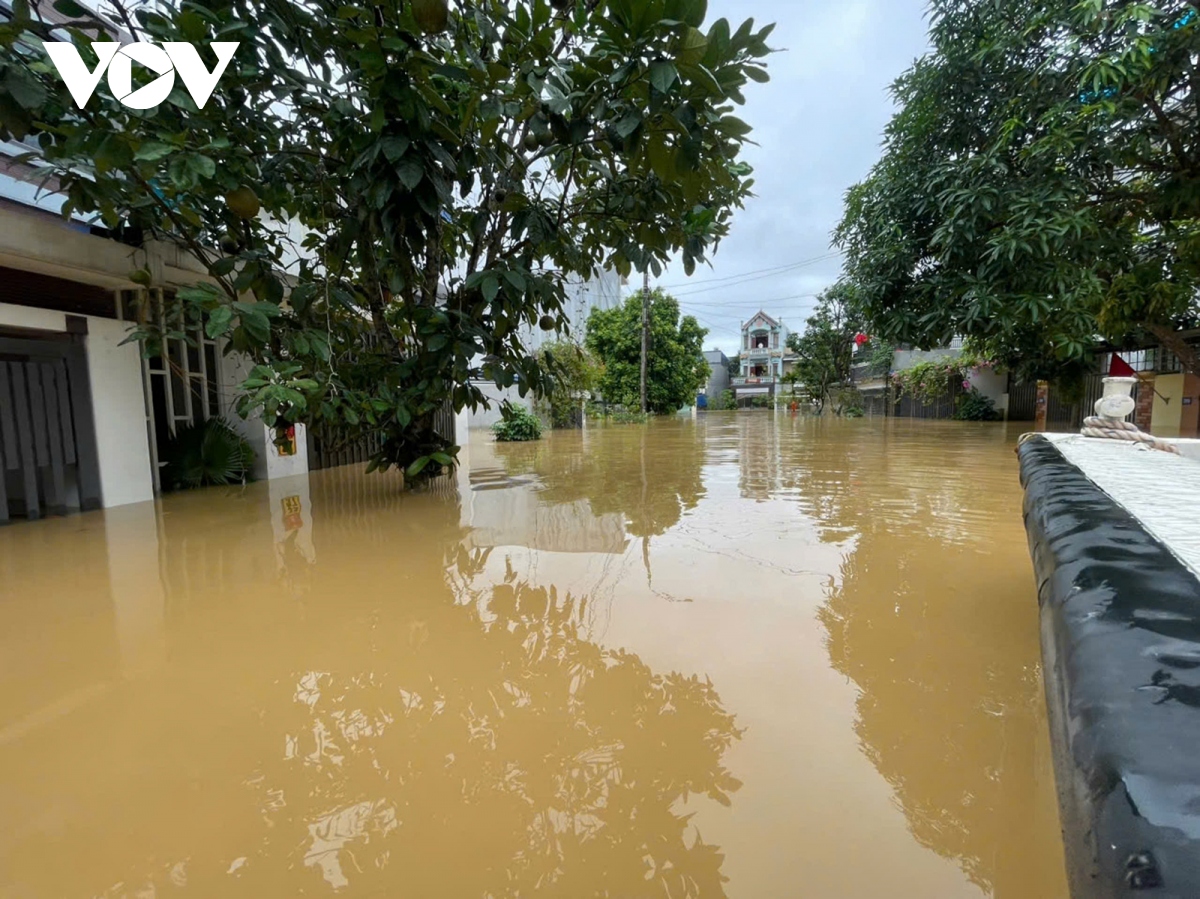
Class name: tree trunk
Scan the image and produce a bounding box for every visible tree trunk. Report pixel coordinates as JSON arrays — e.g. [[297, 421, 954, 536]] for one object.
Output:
[[1146, 323, 1200, 377]]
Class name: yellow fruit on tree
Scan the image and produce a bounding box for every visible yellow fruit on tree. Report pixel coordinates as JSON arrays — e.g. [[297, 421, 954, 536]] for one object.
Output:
[[225, 186, 261, 219], [411, 0, 449, 34]]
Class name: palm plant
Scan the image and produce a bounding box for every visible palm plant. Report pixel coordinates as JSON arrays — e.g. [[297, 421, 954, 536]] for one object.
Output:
[[161, 418, 256, 490]]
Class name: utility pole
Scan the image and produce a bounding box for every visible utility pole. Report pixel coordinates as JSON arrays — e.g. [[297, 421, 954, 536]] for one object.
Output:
[[640, 269, 650, 414]]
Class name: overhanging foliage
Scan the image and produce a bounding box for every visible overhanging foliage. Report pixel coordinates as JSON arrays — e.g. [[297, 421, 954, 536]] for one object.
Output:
[[836, 0, 1200, 380], [0, 0, 773, 479]]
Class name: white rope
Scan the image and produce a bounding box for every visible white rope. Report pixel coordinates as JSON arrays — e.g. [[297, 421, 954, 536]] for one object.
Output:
[[1081, 416, 1180, 455]]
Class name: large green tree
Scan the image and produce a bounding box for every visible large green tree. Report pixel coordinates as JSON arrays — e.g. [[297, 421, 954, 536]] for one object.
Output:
[[784, 282, 862, 415], [0, 0, 772, 480], [586, 289, 708, 413], [535, 337, 603, 427], [836, 0, 1200, 380]]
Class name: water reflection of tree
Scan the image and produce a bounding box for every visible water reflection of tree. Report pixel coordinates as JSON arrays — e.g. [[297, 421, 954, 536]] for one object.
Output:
[[491, 421, 706, 538], [51, 472, 741, 899], [786, 421, 1065, 896], [230, 577, 742, 898]]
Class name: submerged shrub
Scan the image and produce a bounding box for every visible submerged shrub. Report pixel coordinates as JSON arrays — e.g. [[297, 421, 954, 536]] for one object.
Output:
[[607, 408, 649, 424], [493, 405, 543, 442], [953, 388, 1001, 421]]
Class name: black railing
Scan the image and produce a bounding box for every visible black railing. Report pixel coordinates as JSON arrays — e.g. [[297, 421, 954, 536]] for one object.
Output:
[[308, 397, 456, 472]]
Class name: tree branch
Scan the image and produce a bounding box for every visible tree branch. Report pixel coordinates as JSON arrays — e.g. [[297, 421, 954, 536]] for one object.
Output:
[[1140, 91, 1191, 170], [1146, 323, 1200, 378]]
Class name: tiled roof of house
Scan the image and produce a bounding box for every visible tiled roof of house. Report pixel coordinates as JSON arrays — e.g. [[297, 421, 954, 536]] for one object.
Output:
[[743, 310, 779, 330]]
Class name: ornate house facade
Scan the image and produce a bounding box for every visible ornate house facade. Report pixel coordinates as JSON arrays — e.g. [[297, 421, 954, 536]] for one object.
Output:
[[734, 311, 792, 401]]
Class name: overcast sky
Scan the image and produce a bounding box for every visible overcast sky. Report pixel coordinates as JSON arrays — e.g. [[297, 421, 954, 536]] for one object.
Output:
[[652, 0, 931, 357]]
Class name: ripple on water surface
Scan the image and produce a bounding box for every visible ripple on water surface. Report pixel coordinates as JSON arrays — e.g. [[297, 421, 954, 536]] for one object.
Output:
[[0, 415, 1066, 898]]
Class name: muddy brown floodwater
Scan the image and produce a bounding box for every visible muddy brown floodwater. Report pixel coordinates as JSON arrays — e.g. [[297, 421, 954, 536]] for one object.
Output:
[[0, 414, 1068, 898]]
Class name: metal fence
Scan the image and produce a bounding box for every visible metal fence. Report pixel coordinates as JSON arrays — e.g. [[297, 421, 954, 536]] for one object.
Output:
[[856, 382, 965, 420], [892, 381, 965, 419], [1007, 373, 1142, 426], [307, 397, 457, 472]]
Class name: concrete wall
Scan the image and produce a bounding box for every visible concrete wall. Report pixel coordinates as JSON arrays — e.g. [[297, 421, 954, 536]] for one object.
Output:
[[466, 381, 534, 430], [702, 350, 730, 400], [0, 301, 154, 508], [217, 351, 271, 479], [1183, 374, 1200, 438], [212, 343, 314, 482], [514, 268, 624, 357], [1146, 372, 1200, 438], [85, 317, 155, 506], [466, 268, 622, 430], [263, 422, 309, 480], [968, 365, 1008, 410], [1151, 373, 1189, 437]]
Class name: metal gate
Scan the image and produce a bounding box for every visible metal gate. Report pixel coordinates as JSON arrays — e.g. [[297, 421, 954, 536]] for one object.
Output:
[[0, 330, 102, 522], [307, 398, 457, 472]]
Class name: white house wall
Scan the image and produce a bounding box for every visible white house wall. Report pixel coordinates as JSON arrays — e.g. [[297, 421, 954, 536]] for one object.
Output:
[[467, 268, 623, 430], [968, 366, 1009, 411], [467, 382, 533, 430], [86, 317, 155, 507]]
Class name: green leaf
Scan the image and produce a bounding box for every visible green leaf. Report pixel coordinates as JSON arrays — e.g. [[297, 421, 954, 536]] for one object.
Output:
[[178, 9, 206, 40], [482, 273, 500, 302], [239, 313, 270, 344], [718, 115, 752, 137], [677, 26, 708, 65], [134, 141, 176, 162], [5, 67, 47, 109], [210, 256, 237, 276], [167, 154, 192, 188], [205, 305, 233, 339], [187, 154, 216, 180], [51, 0, 89, 17], [648, 137, 676, 179], [649, 60, 679, 94], [396, 158, 424, 190], [382, 136, 410, 161], [0, 94, 33, 140], [406, 455, 431, 478], [614, 112, 642, 138], [290, 284, 316, 314]]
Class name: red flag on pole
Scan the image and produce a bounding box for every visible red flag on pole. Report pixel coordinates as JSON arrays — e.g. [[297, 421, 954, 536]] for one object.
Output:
[[1109, 354, 1136, 377]]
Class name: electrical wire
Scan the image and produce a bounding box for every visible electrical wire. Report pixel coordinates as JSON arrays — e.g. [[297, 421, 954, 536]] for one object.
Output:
[[676, 292, 820, 309], [665, 253, 840, 297], [656, 253, 838, 290]]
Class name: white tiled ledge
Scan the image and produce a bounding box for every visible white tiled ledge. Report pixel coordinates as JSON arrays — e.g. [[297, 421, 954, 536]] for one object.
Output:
[[1039, 433, 1200, 579]]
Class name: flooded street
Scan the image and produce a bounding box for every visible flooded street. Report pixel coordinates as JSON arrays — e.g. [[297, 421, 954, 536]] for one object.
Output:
[[0, 414, 1067, 898]]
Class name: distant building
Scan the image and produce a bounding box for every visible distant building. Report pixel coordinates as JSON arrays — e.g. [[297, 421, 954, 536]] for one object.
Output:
[[732, 311, 793, 402], [698, 349, 730, 408], [466, 269, 624, 428]]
